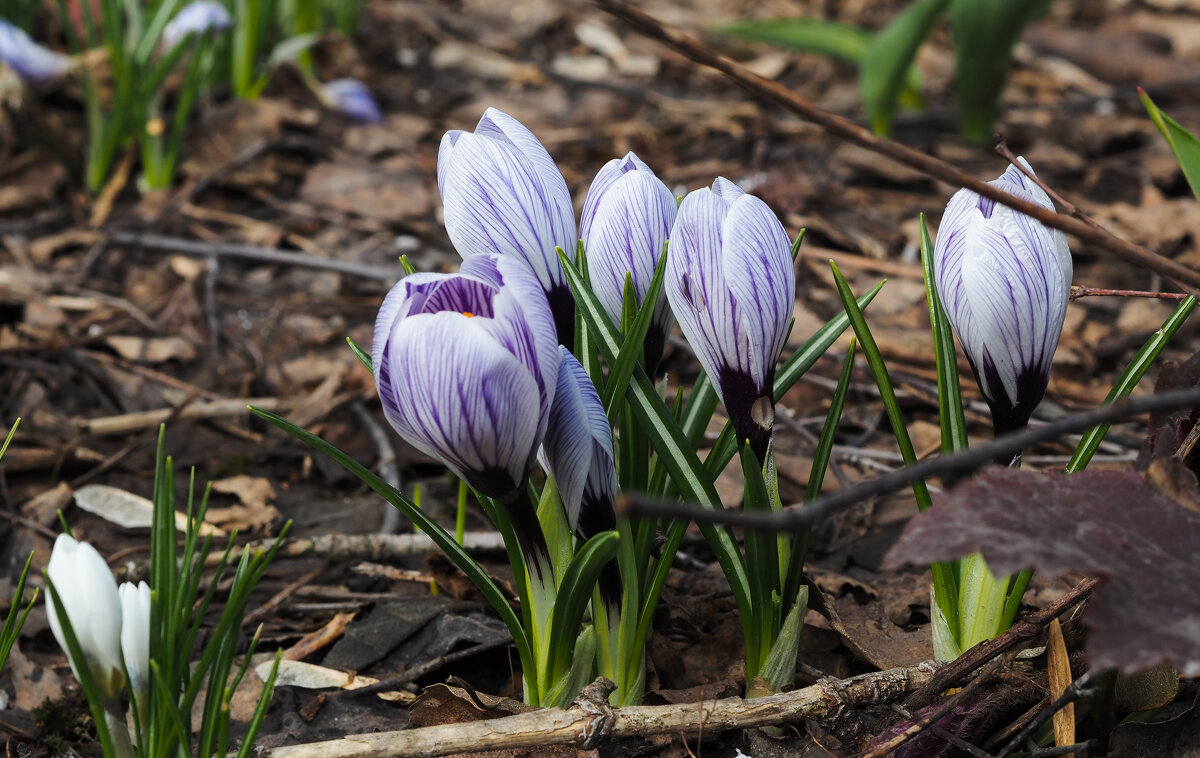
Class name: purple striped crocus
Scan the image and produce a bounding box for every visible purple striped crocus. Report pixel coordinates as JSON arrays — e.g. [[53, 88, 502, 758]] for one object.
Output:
[[0, 19, 74, 83], [934, 159, 1072, 437], [318, 78, 382, 123], [581, 152, 677, 376], [373, 253, 560, 579], [540, 347, 617, 541], [438, 109, 577, 349], [664, 177, 796, 462]]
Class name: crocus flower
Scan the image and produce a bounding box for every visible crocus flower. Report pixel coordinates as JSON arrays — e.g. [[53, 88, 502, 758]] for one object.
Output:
[[438, 108, 577, 349], [373, 253, 560, 581], [46, 535, 125, 700], [934, 158, 1072, 437], [580, 152, 677, 375], [664, 177, 795, 461], [318, 78, 382, 123], [161, 1, 232, 49], [118, 581, 151, 706], [0, 19, 74, 83], [540, 347, 617, 540]]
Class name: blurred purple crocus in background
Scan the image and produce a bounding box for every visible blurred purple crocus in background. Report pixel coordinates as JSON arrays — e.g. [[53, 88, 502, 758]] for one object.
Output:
[[664, 177, 796, 462], [934, 158, 1072, 442], [318, 78, 382, 123], [540, 347, 617, 541], [161, 1, 232, 49], [373, 253, 560, 576], [581, 152, 677, 376], [438, 108, 578, 350], [0, 19, 74, 83]]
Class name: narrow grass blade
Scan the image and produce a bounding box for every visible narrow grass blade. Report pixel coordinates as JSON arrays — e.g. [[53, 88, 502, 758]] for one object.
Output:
[[921, 214, 968, 454], [544, 531, 620, 692], [1066, 294, 1197, 473]]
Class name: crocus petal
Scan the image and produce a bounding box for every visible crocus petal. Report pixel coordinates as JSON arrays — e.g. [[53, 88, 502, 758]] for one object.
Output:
[[934, 158, 1072, 433], [540, 347, 616, 537], [664, 186, 748, 388], [0, 19, 73, 83], [161, 2, 232, 49], [720, 192, 795, 388], [46, 535, 125, 699], [118, 581, 151, 703], [583, 156, 677, 372], [319, 78, 382, 123], [379, 312, 544, 495]]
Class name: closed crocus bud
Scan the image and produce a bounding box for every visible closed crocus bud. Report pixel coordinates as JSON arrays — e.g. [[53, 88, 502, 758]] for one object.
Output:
[[540, 347, 617, 540], [118, 581, 151, 706], [664, 177, 795, 462], [438, 108, 577, 349], [580, 152, 677, 376], [46, 535, 125, 700], [934, 158, 1072, 438], [319, 78, 382, 123], [0, 19, 74, 83], [161, 1, 232, 49]]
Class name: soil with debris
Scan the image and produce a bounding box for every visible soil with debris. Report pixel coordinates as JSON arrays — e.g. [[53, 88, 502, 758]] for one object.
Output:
[[2, 0, 1200, 756]]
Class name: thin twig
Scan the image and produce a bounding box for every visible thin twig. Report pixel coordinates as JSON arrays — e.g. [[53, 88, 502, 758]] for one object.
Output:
[[885, 703, 998, 758], [994, 139, 1110, 240], [594, 0, 1200, 294], [338, 637, 513, 699], [618, 389, 1200, 531], [1070, 286, 1187, 301], [105, 230, 402, 281], [996, 672, 1096, 758]]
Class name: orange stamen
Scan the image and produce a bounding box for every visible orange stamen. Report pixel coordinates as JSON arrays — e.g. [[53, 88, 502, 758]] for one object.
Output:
[[462, 311, 475, 318]]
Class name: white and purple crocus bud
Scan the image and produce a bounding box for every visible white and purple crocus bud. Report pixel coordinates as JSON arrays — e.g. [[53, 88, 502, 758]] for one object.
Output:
[[319, 78, 382, 124], [540, 347, 617, 541], [373, 253, 561, 580], [161, 2, 232, 49], [934, 158, 1072, 438], [0, 19, 74, 83], [664, 177, 795, 462], [46, 535, 126, 701], [580, 152, 677, 376], [438, 108, 578, 350]]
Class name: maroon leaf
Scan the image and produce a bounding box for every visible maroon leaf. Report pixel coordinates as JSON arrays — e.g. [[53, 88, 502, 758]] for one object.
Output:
[[883, 463, 1200, 676]]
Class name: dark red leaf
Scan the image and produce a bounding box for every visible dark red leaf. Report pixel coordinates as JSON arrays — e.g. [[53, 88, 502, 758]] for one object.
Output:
[[883, 464, 1200, 676]]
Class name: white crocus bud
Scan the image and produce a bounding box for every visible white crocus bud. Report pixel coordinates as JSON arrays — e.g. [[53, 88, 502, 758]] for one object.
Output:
[[119, 581, 151, 706], [46, 535, 126, 701]]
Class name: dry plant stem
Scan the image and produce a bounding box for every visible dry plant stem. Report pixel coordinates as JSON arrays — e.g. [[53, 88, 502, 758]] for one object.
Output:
[[337, 638, 514, 699], [258, 665, 939, 758], [595, 0, 1200, 293], [905, 578, 1099, 711], [996, 672, 1096, 758], [619, 389, 1200, 531], [79, 396, 291, 435], [1070, 286, 1187, 301], [886, 704, 997, 758], [205, 532, 514, 567]]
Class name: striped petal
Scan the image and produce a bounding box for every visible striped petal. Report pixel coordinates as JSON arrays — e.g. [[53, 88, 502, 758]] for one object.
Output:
[[721, 192, 795, 389], [579, 152, 653, 242], [378, 312, 544, 495], [540, 348, 617, 537], [583, 155, 677, 372]]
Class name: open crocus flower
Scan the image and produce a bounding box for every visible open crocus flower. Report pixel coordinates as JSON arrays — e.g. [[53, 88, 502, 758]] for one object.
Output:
[[934, 158, 1072, 438], [540, 347, 617, 541], [581, 152, 677, 376], [161, 2, 232, 49], [46, 535, 126, 701], [438, 108, 577, 349], [664, 177, 795, 462], [318, 78, 382, 123], [0, 19, 74, 83], [119, 581, 151, 707]]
